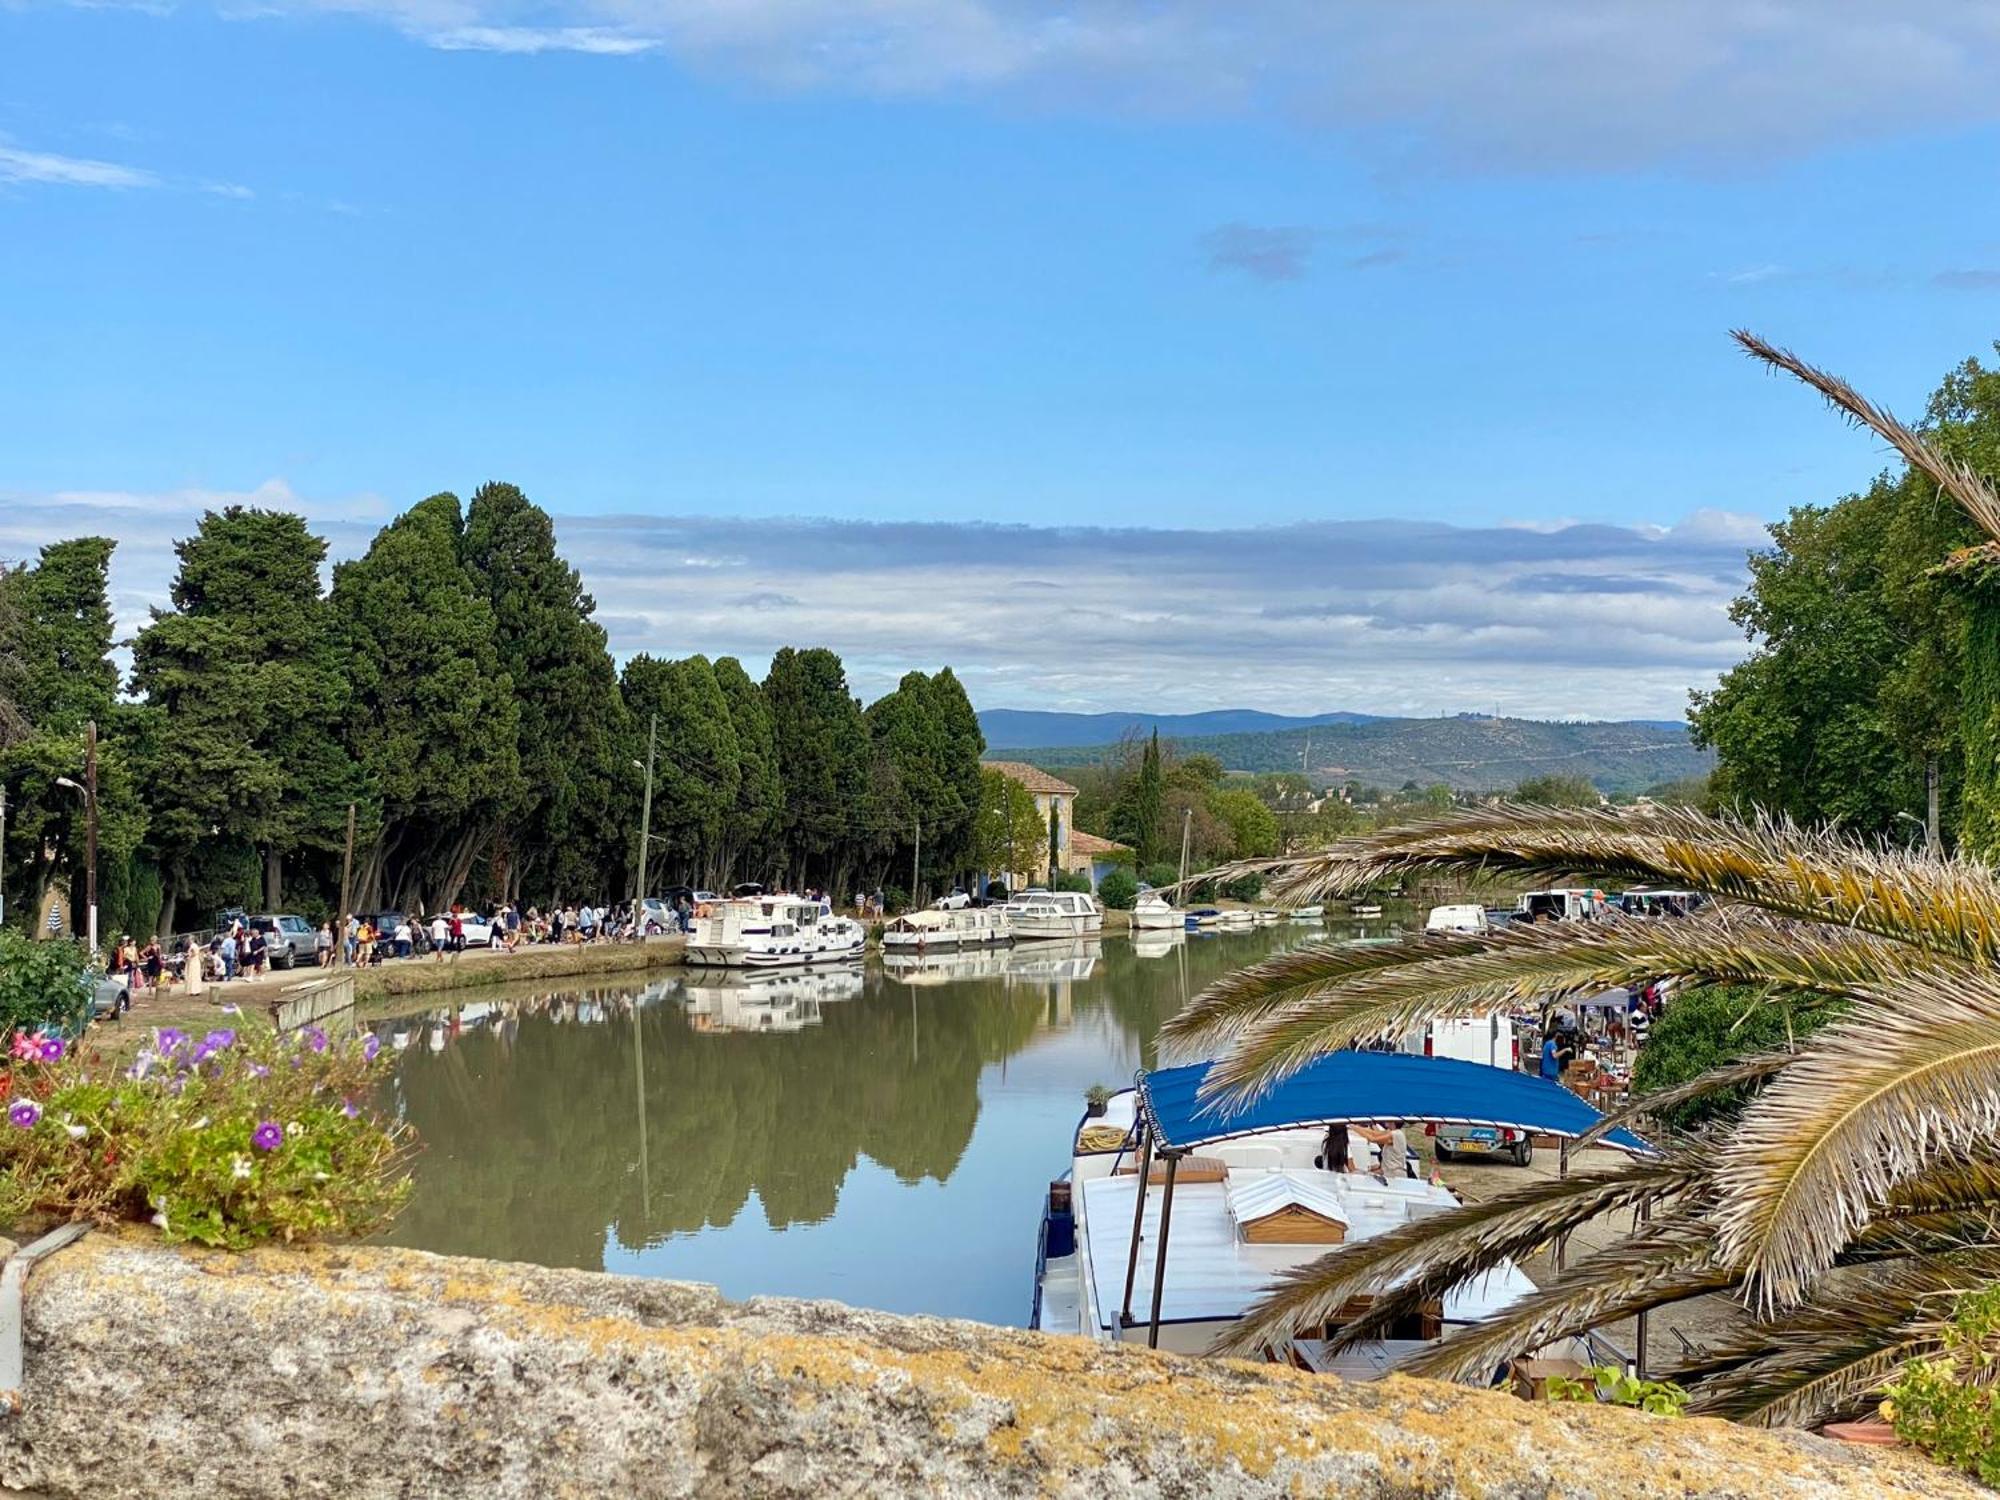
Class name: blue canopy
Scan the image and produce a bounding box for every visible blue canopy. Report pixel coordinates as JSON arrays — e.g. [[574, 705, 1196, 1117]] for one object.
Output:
[[1136, 1051, 1651, 1155]]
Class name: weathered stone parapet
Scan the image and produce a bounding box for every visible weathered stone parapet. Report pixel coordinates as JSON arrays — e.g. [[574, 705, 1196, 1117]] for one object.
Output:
[[0, 1231, 1978, 1498]]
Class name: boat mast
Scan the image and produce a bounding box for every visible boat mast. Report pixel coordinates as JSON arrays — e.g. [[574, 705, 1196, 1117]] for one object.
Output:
[[1176, 807, 1192, 888]]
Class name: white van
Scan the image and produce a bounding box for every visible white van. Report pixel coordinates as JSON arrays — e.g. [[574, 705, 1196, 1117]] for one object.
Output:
[[1425, 904, 1490, 935], [1514, 888, 1608, 924]]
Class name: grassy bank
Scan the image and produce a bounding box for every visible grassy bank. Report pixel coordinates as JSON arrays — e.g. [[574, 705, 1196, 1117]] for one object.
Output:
[[343, 937, 687, 1001]]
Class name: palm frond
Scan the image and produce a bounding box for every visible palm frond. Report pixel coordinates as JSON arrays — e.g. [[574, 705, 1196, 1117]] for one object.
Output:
[[1681, 1249, 2000, 1427], [1195, 910, 1911, 1104], [1211, 1157, 1697, 1358], [1733, 329, 2000, 544], [1568, 1051, 1797, 1152], [1394, 1223, 1736, 1386], [1713, 974, 2000, 1311], [1157, 932, 1485, 1061], [1201, 804, 2000, 963]]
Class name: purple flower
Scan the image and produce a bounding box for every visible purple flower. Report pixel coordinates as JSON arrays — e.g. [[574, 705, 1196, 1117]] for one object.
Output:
[[251, 1120, 283, 1152], [8, 1100, 41, 1130], [247, 1062, 270, 1079], [304, 1027, 328, 1054], [203, 1029, 236, 1051], [191, 1043, 216, 1065], [361, 1034, 381, 1063], [341, 1099, 360, 1119], [155, 1028, 187, 1055], [37, 1036, 63, 1063]]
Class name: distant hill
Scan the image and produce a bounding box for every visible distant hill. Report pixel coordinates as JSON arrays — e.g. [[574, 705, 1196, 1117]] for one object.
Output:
[[978, 708, 1380, 750], [992, 713, 1710, 796]]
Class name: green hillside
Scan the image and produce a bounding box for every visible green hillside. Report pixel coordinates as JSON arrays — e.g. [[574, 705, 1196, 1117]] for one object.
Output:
[[1000, 714, 1710, 795]]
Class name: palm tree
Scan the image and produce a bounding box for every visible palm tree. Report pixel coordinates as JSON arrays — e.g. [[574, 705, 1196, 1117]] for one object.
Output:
[[1161, 334, 2000, 1428]]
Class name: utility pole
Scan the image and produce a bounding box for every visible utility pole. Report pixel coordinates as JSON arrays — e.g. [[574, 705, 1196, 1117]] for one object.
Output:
[[1178, 806, 1192, 888], [0, 782, 7, 928], [83, 720, 98, 956], [633, 714, 658, 915], [911, 817, 921, 907], [337, 802, 356, 969]]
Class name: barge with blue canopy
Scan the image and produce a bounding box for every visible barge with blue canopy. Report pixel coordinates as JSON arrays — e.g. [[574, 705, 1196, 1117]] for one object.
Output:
[[1031, 1049, 1649, 1373]]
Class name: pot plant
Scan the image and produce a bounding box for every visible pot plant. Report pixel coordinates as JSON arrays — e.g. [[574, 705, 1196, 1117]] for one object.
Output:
[[1083, 1083, 1113, 1118]]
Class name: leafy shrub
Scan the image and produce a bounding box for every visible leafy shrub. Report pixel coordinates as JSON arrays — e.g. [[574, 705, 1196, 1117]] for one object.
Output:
[[1051, 871, 1093, 894], [1631, 985, 1845, 1130], [1139, 863, 1179, 889], [1097, 868, 1139, 910], [882, 885, 910, 913], [0, 1023, 411, 1249], [0, 933, 92, 1039], [1882, 1284, 2000, 1484], [985, 882, 1008, 902], [1545, 1365, 1688, 1417], [1221, 874, 1264, 902]]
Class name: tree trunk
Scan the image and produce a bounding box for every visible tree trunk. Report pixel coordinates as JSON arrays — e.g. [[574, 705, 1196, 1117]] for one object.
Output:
[[158, 869, 180, 938], [436, 822, 492, 911], [1927, 755, 1942, 853], [264, 845, 283, 910]]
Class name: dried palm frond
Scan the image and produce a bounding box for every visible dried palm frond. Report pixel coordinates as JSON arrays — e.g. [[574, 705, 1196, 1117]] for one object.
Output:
[[1713, 974, 2000, 1310], [1681, 1249, 2000, 1427], [1157, 932, 1485, 1060], [1203, 804, 2000, 963], [1211, 1157, 1698, 1358], [1194, 910, 1916, 1103], [1567, 1051, 1798, 1151], [1394, 1224, 1736, 1386], [1734, 329, 2000, 544]]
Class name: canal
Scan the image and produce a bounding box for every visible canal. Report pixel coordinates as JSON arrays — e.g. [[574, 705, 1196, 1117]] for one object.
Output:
[[368, 916, 1408, 1327]]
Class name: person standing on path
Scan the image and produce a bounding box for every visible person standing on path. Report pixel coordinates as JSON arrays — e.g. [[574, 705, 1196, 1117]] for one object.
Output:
[[430, 912, 448, 961], [219, 930, 238, 982]]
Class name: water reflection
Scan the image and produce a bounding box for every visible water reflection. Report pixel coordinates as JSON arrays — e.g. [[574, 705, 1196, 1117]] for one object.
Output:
[[371, 914, 1408, 1323]]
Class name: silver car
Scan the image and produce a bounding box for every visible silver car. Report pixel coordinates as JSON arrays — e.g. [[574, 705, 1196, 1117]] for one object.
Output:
[[246, 914, 317, 969]]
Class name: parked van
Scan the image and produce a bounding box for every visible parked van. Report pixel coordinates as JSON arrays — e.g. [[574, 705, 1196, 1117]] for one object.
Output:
[[1424, 904, 1489, 935], [1513, 888, 1608, 924], [1401, 1012, 1532, 1164]]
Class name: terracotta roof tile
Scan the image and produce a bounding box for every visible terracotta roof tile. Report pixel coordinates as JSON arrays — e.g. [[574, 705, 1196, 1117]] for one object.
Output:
[[1069, 830, 1132, 857], [984, 760, 1080, 797]]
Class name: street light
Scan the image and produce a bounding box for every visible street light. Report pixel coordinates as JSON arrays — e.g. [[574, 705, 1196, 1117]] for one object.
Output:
[[51, 718, 98, 954]]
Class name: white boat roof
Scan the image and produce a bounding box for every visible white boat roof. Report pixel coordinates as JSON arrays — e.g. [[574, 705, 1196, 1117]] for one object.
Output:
[[1081, 1172, 1536, 1332], [1225, 1171, 1348, 1230]]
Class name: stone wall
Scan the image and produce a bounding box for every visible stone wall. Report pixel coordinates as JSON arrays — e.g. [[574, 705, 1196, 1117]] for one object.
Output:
[[0, 1231, 1979, 1499]]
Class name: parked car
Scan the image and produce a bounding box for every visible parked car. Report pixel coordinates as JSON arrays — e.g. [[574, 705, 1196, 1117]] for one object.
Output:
[[934, 890, 972, 910], [245, 914, 317, 969], [91, 973, 130, 1020], [358, 911, 424, 958], [450, 911, 506, 948]]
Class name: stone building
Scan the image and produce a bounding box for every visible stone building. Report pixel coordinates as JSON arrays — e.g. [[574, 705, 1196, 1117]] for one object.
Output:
[[983, 762, 1131, 892]]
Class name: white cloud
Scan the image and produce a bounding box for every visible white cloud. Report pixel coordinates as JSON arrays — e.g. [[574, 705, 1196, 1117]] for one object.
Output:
[[427, 25, 659, 54], [221, 2, 2000, 171], [200, 180, 257, 199], [0, 484, 1762, 718], [0, 143, 158, 190]]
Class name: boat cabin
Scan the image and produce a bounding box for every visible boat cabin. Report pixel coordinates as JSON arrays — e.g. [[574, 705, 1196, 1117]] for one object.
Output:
[[1514, 887, 1608, 924]]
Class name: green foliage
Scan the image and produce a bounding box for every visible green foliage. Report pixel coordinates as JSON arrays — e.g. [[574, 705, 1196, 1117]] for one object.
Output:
[[1221, 873, 1264, 901], [1050, 870, 1093, 894], [1139, 863, 1180, 888], [714, 656, 783, 883], [0, 933, 91, 1038], [1109, 730, 1165, 863], [0, 1025, 410, 1249], [1514, 772, 1599, 807], [866, 670, 983, 899], [1881, 1284, 2000, 1485], [1630, 984, 1845, 1130], [1084, 1083, 1114, 1110], [623, 654, 741, 887], [1544, 1365, 1688, 1417], [1208, 785, 1281, 858], [764, 647, 872, 887], [1097, 867, 1139, 909]]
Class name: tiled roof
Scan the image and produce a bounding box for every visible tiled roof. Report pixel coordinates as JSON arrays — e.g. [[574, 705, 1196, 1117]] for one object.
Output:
[[1069, 829, 1132, 857], [984, 760, 1080, 797]]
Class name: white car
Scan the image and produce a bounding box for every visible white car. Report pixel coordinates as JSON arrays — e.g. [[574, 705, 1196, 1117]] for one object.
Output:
[[443, 912, 506, 948], [933, 891, 972, 910]]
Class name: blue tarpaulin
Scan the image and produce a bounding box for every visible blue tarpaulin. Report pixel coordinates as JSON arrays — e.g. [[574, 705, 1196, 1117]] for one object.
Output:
[[1137, 1051, 1651, 1155]]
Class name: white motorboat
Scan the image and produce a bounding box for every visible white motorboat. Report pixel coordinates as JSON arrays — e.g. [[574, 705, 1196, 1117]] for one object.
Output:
[[1217, 909, 1255, 929], [1289, 905, 1324, 920], [684, 893, 866, 968], [1130, 889, 1183, 930], [881, 904, 1012, 951], [1253, 909, 1283, 926], [1004, 890, 1104, 941], [1030, 1051, 1646, 1370], [1350, 902, 1383, 918]]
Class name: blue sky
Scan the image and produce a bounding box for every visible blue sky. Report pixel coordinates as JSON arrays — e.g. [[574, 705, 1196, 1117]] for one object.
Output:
[[7, 3, 2000, 715]]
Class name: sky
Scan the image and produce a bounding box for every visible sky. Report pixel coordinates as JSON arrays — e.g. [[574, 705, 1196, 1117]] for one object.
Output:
[[6, 3, 2000, 718]]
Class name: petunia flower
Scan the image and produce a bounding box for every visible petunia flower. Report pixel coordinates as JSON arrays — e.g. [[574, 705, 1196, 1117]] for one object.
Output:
[[247, 1062, 270, 1079], [219, 1004, 241, 1016], [8, 1100, 41, 1129], [341, 1099, 360, 1119], [10, 1035, 38, 1062], [155, 1028, 186, 1055], [203, 1029, 236, 1051], [251, 1120, 283, 1152], [304, 1027, 328, 1054], [231, 1155, 252, 1181], [37, 1037, 63, 1063], [361, 1034, 381, 1063]]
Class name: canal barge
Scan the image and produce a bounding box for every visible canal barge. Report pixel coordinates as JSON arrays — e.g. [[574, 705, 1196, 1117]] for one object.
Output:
[[684, 893, 866, 968], [1030, 1050, 1648, 1372], [881, 904, 1013, 951], [1002, 889, 1104, 941]]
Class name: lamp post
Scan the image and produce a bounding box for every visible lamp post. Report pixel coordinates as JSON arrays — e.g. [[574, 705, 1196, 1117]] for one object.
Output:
[[53, 719, 97, 954]]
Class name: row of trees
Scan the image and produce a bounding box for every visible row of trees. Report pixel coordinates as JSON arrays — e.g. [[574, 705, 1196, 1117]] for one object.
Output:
[[0, 487, 987, 937]]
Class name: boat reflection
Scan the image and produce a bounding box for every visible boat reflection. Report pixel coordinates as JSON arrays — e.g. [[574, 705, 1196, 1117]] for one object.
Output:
[[881, 948, 1014, 986], [679, 964, 865, 1033], [1130, 928, 1186, 960]]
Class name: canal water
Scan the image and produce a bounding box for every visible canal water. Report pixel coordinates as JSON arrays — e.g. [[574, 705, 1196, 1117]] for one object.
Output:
[[368, 916, 1408, 1327]]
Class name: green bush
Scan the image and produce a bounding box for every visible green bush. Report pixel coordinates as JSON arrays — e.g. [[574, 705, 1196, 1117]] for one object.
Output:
[[0, 933, 92, 1038], [1221, 874, 1264, 902], [1139, 863, 1179, 889], [0, 1023, 411, 1248], [882, 885, 910, 913], [1051, 871, 1093, 894], [1882, 1284, 2000, 1484], [1097, 868, 1139, 910], [1545, 1365, 1688, 1417], [1631, 985, 1845, 1130]]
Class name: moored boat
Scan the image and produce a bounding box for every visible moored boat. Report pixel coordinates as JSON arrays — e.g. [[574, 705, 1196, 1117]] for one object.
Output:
[[1004, 889, 1104, 941], [881, 904, 1012, 951], [1289, 905, 1324, 920], [1030, 1050, 1648, 1369], [685, 893, 866, 968], [1129, 889, 1183, 930]]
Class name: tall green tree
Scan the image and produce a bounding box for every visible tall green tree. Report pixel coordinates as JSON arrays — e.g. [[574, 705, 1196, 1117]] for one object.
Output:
[[329, 493, 521, 912], [762, 647, 870, 890], [713, 656, 781, 885], [1109, 729, 1164, 862], [974, 768, 1044, 889], [927, 668, 985, 880], [865, 671, 983, 899], [1207, 784, 1282, 859], [621, 654, 741, 889], [460, 483, 626, 902]]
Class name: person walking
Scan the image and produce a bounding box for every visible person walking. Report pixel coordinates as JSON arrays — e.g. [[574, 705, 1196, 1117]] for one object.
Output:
[[448, 909, 464, 956], [219, 930, 238, 983], [316, 921, 333, 968], [430, 912, 449, 961], [395, 917, 413, 960]]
